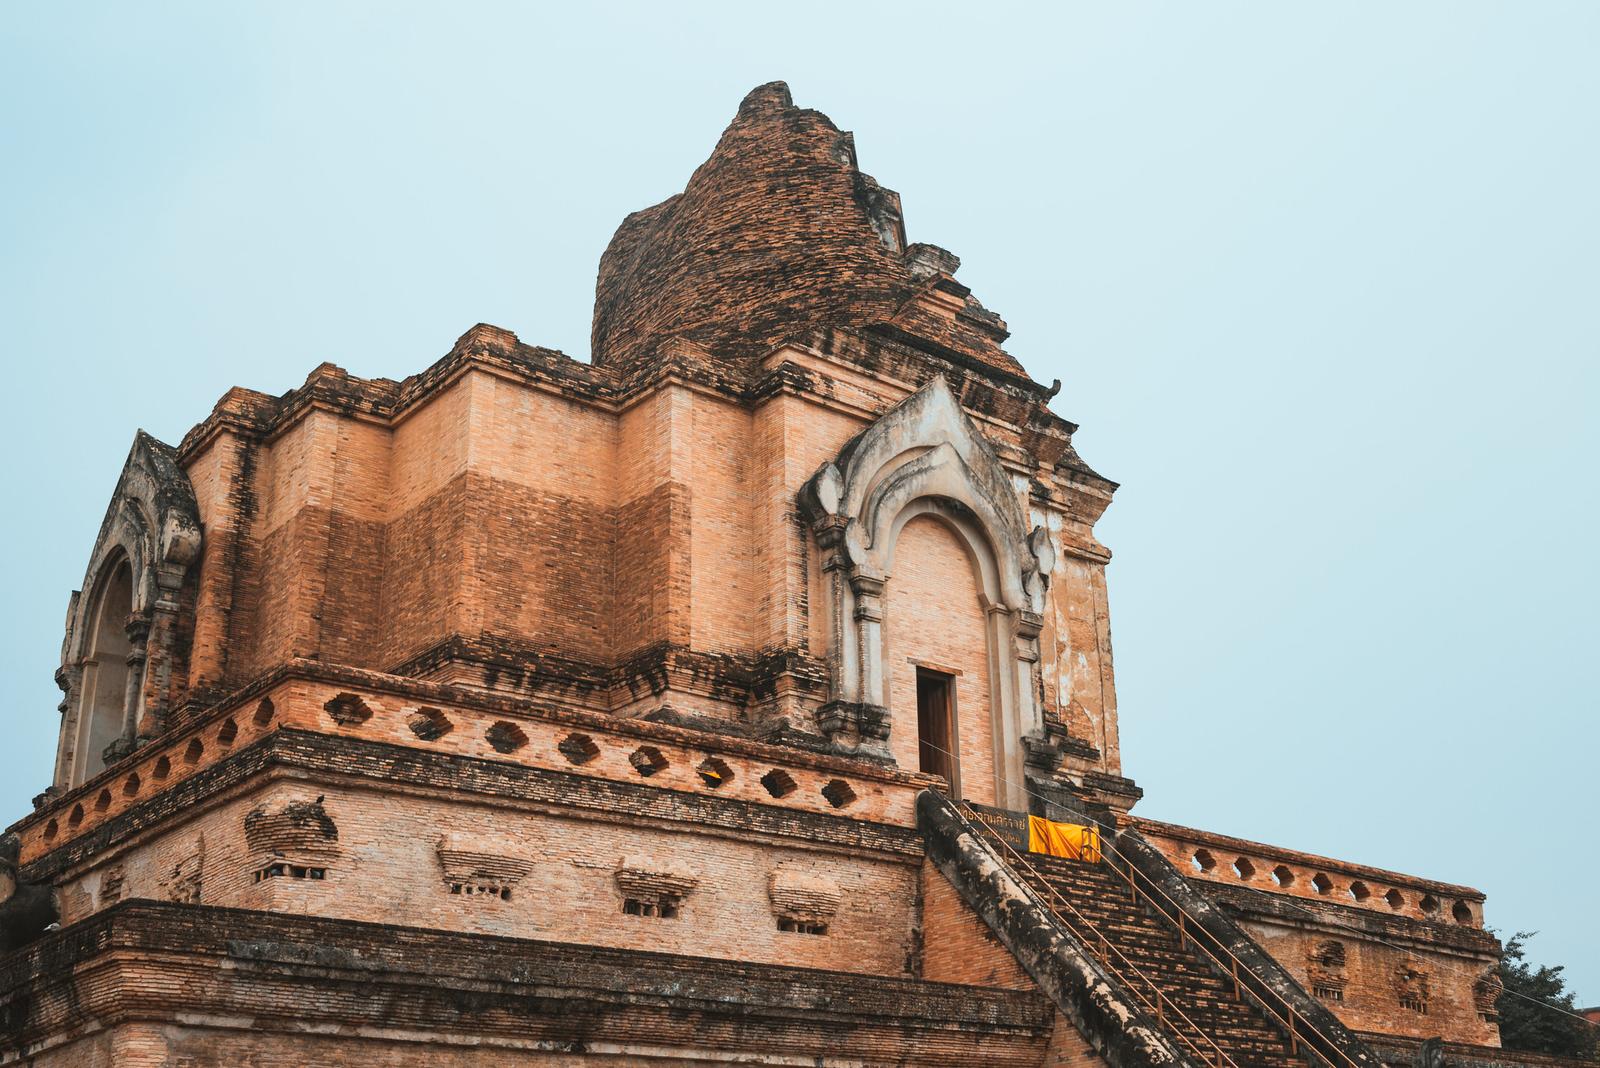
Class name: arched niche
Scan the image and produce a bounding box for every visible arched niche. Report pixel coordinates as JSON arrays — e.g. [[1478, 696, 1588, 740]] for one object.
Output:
[[798, 377, 1054, 809], [880, 505, 1001, 803], [71, 555, 135, 785], [54, 432, 201, 790]]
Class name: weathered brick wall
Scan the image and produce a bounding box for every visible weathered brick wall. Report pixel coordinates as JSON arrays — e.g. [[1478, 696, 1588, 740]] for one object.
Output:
[[316, 416, 391, 669], [374, 375, 473, 668], [381, 473, 470, 666], [752, 388, 865, 656], [460, 374, 616, 661], [54, 787, 258, 927], [687, 392, 756, 655], [1243, 918, 1501, 1045], [0, 902, 1053, 1068], [1042, 553, 1120, 770], [1044, 1010, 1114, 1067], [919, 859, 1033, 989], [179, 430, 245, 694], [34, 1027, 1031, 1068], [614, 388, 691, 658], [26, 1030, 121, 1067], [54, 775, 923, 979]]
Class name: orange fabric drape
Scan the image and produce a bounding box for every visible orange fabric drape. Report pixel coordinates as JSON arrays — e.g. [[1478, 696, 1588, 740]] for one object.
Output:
[[1027, 816, 1102, 862]]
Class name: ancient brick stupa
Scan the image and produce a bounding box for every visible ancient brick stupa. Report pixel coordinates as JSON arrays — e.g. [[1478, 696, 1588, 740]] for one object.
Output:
[[1, 82, 1540, 1067]]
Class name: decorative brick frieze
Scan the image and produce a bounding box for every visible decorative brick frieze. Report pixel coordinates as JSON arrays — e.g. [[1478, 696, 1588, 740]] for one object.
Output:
[[242, 795, 341, 887], [158, 834, 204, 904], [12, 660, 934, 865]]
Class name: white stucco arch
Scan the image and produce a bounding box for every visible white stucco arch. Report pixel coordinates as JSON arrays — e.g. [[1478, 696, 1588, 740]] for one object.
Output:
[[798, 377, 1053, 809], [54, 432, 202, 791]]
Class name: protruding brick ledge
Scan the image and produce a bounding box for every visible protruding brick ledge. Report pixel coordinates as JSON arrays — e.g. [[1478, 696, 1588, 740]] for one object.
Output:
[[0, 900, 1053, 1066]]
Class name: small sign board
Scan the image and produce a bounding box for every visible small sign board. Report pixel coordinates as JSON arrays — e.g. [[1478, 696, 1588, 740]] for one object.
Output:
[[965, 801, 1030, 853]]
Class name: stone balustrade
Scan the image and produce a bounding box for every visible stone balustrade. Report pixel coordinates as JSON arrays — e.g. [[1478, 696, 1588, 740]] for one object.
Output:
[[15, 661, 927, 865], [1135, 817, 1484, 928]]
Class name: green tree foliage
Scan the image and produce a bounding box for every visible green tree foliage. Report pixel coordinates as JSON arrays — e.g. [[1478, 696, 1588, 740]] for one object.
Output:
[[1495, 931, 1598, 1061]]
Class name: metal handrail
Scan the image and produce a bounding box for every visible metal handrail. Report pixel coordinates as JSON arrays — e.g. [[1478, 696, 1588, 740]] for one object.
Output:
[[965, 803, 1364, 1068], [1096, 835, 1363, 1068], [962, 805, 1241, 1068]]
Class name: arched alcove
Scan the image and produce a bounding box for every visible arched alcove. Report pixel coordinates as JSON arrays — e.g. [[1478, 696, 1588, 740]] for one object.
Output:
[[883, 511, 997, 803], [52, 432, 202, 792], [72, 557, 135, 786], [798, 377, 1054, 808]]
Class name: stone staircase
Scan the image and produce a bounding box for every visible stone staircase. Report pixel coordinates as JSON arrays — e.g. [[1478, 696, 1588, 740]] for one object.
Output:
[[1006, 845, 1302, 1067], [919, 791, 1384, 1068]]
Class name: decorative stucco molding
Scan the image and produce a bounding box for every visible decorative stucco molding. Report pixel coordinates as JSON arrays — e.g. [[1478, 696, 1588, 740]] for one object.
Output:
[[53, 431, 202, 791], [798, 377, 1054, 807]]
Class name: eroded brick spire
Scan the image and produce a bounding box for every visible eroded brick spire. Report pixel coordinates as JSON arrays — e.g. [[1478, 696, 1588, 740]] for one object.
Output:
[[591, 81, 1022, 381]]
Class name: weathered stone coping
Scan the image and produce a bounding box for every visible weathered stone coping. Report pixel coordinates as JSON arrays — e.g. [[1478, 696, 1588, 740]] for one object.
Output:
[[1199, 881, 1499, 957]]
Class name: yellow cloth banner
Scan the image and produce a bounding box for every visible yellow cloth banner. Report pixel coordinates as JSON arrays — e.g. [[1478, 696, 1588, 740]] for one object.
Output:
[[1027, 816, 1101, 862]]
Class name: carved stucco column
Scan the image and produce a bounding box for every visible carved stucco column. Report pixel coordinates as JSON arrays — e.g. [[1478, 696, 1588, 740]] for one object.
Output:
[[108, 613, 152, 763], [812, 516, 855, 703], [139, 554, 192, 739], [849, 572, 886, 711]]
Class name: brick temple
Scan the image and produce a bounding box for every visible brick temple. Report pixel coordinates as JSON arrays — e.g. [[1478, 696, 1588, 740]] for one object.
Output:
[[0, 82, 1566, 1067]]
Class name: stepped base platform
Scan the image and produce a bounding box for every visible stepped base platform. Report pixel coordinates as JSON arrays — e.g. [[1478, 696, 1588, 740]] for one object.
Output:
[[0, 900, 1053, 1067]]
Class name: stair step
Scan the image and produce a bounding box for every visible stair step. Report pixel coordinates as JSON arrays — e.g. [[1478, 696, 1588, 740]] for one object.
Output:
[[967, 825, 1314, 1067]]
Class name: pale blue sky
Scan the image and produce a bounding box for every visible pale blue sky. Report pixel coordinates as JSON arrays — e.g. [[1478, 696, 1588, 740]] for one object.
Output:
[[3, 3, 1595, 1000]]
